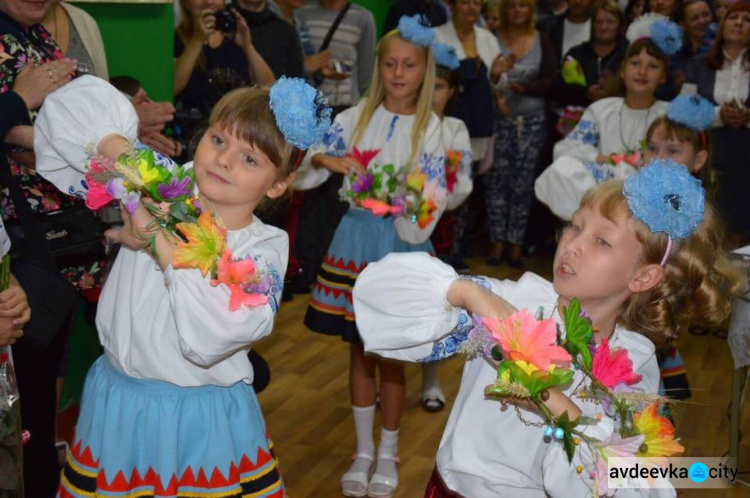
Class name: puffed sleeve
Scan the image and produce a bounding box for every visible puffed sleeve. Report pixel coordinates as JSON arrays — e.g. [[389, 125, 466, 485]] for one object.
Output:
[[293, 112, 352, 190], [353, 252, 461, 361], [445, 120, 473, 211], [353, 252, 512, 362], [393, 116, 447, 244], [553, 105, 600, 163], [535, 156, 597, 221], [34, 75, 138, 195], [165, 229, 288, 367]]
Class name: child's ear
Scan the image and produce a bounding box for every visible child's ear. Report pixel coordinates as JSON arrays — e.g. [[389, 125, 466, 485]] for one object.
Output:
[[448, 87, 456, 100], [266, 173, 296, 199], [692, 149, 708, 173], [628, 263, 664, 294]]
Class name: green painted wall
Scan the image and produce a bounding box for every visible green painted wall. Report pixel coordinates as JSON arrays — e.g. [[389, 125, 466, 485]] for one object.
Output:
[[73, 2, 175, 102], [352, 0, 389, 37]]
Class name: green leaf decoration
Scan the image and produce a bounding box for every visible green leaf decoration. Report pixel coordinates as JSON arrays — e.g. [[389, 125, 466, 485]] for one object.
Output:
[[382, 164, 395, 175], [556, 411, 579, 463], [562, 298, 594, 370], [507, 363, 575, 397]]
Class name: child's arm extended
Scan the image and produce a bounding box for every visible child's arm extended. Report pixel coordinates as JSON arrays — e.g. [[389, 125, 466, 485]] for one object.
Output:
[[353, 252, 515, 362]]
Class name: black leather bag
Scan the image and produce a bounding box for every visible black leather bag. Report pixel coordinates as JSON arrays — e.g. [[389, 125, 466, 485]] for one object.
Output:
[[0, 153, 85, 354]]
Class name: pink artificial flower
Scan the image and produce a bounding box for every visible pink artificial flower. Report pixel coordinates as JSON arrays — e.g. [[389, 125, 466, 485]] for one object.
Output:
[[84, 179, 113, 210], [359, 198, 402, 217], [594, 432, 645, 496], [481, 309, 571, 371], [211, 251, 269, 311], [591, 339, 642, 389]]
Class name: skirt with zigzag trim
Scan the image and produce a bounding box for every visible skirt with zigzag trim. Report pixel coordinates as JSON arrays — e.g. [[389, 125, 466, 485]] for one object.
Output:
[[304, 208, 434, 343], [58, 355, 283, 498]]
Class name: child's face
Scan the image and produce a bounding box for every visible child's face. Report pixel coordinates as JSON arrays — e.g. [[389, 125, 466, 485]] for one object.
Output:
[[193, 126, 288, 213], [433, 77, 454, 116], [644, 124, 707, 173], [483, 9, 501, 31], [380, 38, 427, 106], [553, 206, 647, 308], [621, 49, 665, 98]]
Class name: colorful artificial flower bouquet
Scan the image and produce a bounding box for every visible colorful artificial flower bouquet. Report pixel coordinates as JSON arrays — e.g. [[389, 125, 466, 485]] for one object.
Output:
[[608, 140, 646, 168], [344, 147, 444, 230], [81, 77, 331, 312], [461, 299, 684, 496]]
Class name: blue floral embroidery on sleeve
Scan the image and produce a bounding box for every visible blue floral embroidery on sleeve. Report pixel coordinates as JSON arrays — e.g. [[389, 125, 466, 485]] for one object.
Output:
[[322, 122, 347, 157], [259, 258, 283, 313], [69, 179, 88, 199], [567, 120, 599, 147], [584, 160, 616, 184], [420, 152, 447, 188], [419, 275, 493, 362]]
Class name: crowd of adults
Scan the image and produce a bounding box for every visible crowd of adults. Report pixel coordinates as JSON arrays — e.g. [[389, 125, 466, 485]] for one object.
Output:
[[0, 0, 748, 494]]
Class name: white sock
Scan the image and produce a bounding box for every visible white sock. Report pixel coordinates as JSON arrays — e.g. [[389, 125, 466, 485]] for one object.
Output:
[[349, 405, 375, 475], [422, 362, 439, 392], [374, 427, 399, 483]]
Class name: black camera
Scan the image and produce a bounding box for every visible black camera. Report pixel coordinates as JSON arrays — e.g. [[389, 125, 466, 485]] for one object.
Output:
[[214, 9, 236, 35]]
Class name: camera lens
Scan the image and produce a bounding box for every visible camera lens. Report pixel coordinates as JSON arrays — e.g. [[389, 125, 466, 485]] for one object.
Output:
[[215, 9, 236, 35]]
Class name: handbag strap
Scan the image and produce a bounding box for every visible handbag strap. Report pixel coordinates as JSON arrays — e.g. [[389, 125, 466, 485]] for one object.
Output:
[[319, 2, 351, 53], [0, 151, 57, 269]]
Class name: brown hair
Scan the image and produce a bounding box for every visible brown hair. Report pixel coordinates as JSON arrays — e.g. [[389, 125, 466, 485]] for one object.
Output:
[[499, 0, 537, 35], [209, 87, 301, 180], [579, 180, 743, 347], [707, 0, 750, 70], [591, 1, 626, 39], [177, 0, 207, 71], [645, 116, 716, 197], [603, 38, 668, 97]]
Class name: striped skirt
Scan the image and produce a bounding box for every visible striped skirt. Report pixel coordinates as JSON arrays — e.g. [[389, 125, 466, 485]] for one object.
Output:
[[304, 208, 434, 342], [58, 356, 283, 498]]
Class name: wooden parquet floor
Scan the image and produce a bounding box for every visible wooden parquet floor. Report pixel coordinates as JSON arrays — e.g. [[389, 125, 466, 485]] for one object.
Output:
[[254, 254, 750, 497]]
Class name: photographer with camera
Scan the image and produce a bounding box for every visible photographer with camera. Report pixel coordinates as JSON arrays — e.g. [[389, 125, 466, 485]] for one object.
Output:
[[174, 0, 274, 153]]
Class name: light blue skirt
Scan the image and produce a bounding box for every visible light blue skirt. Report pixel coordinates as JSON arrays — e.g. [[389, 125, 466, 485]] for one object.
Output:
[[58, 356, 283, 497]]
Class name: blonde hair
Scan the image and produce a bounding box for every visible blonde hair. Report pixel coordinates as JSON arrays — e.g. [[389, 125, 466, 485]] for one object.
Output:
[[499, 0, 537, 35], [350, 30, 437, 166], [579, 180, 743, 348]]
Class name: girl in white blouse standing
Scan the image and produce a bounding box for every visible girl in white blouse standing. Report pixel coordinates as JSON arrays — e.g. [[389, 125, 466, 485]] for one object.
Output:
[[353, 165, 741, 497], [535, 18, 678, 220], [295, 15, 446, 498], [32, 76, 329, 498]]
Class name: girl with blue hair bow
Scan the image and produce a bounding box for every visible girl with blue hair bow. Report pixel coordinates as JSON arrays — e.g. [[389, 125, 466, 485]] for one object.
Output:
[[32, 75, 330, 497]]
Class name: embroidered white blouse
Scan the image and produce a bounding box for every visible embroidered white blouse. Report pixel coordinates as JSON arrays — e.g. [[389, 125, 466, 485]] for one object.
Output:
[[294, 100, 447, 244], [353, 252, 673, 497], [32, 75, 289, 387], [535, 97, 667, 220]]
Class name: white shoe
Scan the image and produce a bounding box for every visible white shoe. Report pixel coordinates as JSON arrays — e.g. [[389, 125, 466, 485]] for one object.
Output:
[[341, 452, 374, 497], [366, 454, 399, 498]]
